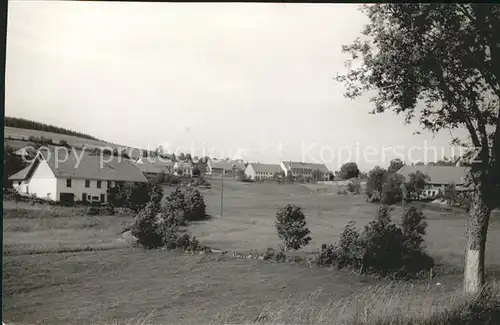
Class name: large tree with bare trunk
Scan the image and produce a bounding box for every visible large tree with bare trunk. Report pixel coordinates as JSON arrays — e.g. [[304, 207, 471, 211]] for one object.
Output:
[[337, 4, 500, 296]]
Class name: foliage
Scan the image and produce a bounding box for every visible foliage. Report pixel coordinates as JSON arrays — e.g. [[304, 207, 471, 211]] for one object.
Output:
[[366, 166, 387, 199], [5, 116, 102, 141], [192, 165, 201, 177], [184, 188, 207, 221], [387, 159, 405, 174], [131, 188, 168, 249], [316, 204, 433, 278], [153, 171, 165, 184], [444, 183, 473, 212], [340, 162, 360, 179], [161, 188, 187, 226], [405, 171, 430, 200], [275, 204, 312, 251], [3, 145, 27, 188], [381, 173, 405, 205], [108, 182, 151, 212], [346, 179, 362, 194], [312, 169, 324, 182], [164, 174, 181, 185]]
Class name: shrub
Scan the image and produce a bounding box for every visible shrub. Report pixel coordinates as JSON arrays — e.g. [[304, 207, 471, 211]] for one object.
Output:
[[131, 190, 168, 249], [164, 174, 181, 185], [275, 251, 286, 262], [263, 247, 276, 261], [275, 205, 312, 251], [184, 188, 207, 221], [346, 179, 361, 194], [316, 204, 434, 278], [161, 188, 187, 226], [86, 206, 99, 216], [108, 182, 151, 212], [381, 173, 405, 205]]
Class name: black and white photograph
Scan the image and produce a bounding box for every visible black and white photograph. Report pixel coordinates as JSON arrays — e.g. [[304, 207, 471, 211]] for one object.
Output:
[[2, 2, 500, 325]]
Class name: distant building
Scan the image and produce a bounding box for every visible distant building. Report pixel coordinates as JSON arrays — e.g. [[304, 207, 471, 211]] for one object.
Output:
[[245, 163, 282, 180], [9, 149, 147, 204], [397, 164, 471, 198], [132, 156, 173, 179], [280, 161, 330, 181], [210, 159, 245, 177], [174, 161, 193, 177]]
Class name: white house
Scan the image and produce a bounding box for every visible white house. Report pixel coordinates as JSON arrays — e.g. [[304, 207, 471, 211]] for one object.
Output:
[[245, 163, 282, 180], [174, 161, 193, 177], [9, 148, 148, 204], [397, 164, 471, 199], [280, 161, 330, 181]]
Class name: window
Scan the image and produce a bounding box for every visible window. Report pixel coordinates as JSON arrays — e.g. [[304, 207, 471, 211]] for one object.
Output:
[[92, 196, 99, 200], [85, 180, 90, 188], [66, 179, 72, 187], [97, 180, 102, 189], [87, 195, 91, 200], [18, 181, 21, 186], [107, 180, 112, 188]]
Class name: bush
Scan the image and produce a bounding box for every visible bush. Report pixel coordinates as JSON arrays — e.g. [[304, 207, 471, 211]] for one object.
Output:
[[131, 190, 168, 249], [275, 205, 312, 251], [346, 179, 361, 194], [164, 174, 181, 185], [86, 206, 99, 216], [184, 188, 207, 221], [161, 188, 187, 226], [316, 204, 434, 278]]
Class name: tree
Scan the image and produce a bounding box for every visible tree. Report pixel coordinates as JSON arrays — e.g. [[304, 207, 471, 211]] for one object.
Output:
[[3, 145, 27, 188], [366, 166, 387, 198], [275, 205, 311, 251], [406, 171, 430, 200], [312, 169, 323, 182], [178, 152, 186, 161], [340, 162, 360, 179], [388, 159, 405, 174], [192, 165, 201, 177], [337, 4, 500, 294]]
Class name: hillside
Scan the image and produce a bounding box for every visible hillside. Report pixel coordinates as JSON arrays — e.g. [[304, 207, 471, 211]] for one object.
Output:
[[5, 117, 102, 141], [4, 117, 146, 159]]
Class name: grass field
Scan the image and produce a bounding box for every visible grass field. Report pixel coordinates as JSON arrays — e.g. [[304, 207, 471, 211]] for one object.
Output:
[[3, 180, 500, 324]]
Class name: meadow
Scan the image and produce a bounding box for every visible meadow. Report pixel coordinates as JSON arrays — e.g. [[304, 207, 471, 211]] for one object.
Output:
[[3, 179, 500, 325]]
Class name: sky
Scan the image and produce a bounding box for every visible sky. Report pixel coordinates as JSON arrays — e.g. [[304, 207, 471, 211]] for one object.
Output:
[[5, 1, 467, 171]]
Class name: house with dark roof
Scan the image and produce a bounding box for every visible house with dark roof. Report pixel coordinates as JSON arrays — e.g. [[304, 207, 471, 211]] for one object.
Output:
[[397, 164, 471, 198], [245, 163, 282, 180], [280, 161, 330, 181], [9, 148, 147, 203]]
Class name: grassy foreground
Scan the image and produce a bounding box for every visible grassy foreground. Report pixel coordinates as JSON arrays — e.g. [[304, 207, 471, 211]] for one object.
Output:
[[3, 183, 500, 325]]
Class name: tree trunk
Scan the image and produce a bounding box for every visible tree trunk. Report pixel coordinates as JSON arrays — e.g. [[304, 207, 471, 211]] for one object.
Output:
[[464, 187, 492, 296]]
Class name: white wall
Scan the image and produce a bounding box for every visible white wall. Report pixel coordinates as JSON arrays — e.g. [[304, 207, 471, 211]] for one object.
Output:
[[245, 164, 256, 180], [20, 159, 58, 200], [56, 178, 113, 202], [280, 162, 289, 176]]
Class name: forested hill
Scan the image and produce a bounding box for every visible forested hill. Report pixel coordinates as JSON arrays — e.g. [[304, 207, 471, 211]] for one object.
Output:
[[5, 117, 101, 141]]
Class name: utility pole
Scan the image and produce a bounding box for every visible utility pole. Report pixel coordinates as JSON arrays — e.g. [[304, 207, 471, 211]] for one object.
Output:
[[220, 168, 224, 216]]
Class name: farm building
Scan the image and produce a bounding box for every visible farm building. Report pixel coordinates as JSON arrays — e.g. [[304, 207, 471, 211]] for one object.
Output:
[[280, 161, 330, 181], [9, 148, 147, 204], [210, 159, 246, 177], [245, 163, 282, 180], [132, 156, 173, 179], [397, 164, 471, 198]]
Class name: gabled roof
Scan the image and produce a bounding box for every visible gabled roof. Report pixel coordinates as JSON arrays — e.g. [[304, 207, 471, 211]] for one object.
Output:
[[9, 149, 148, 183], [211, 159, 245, 170], [8, 166, 31, 180], [248, 163, 282, 174], [133, 157, 173, 174], [281, 161, 329, 173], [397, 165, 470, 185]]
